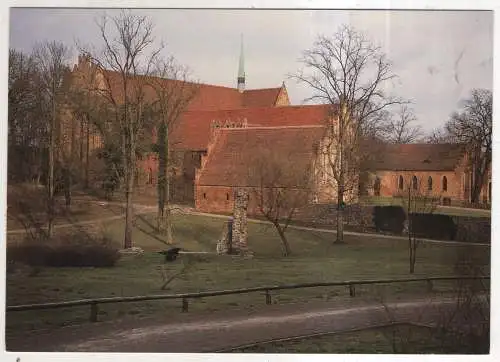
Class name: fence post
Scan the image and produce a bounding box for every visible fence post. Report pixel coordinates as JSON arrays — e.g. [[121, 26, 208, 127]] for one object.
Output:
[[90, 302, 99, 322], [426, 279, 433, 293], [265, 290, 272, 305], [349, 284, 356, 297], [182, 298, 189, 312]]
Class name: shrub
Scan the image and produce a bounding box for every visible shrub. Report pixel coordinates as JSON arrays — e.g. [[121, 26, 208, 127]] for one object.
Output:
[[7, 232, 120, 268], [373, 205, 406, 234], [409, 213, 457, 240]]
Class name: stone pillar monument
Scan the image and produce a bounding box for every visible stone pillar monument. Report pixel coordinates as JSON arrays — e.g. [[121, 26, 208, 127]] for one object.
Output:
[[216, 188, 252, 257]]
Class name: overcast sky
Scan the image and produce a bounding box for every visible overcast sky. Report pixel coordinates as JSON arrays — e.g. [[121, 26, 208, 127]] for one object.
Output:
[[9, 8, 493, 134]]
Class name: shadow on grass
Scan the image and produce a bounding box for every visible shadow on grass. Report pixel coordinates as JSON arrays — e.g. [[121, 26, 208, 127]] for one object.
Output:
[[134, 214, 170, 247]]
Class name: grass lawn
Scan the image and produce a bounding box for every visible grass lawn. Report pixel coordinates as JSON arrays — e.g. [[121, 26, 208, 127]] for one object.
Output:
[[231, 323, 488, 354], [6, 212, 491, 335]]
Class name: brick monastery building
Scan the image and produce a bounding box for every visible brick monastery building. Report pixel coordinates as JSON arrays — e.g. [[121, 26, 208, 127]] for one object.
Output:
[[66, 43, 491, 214]]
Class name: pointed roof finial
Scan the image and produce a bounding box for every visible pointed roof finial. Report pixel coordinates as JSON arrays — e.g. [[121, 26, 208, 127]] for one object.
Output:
[[237, 33, 245, 93]]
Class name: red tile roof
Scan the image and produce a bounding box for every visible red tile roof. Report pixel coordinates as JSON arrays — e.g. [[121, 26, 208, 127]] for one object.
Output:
[[72, 63, 284, 111], [170, 104, 335, 151], [362, 142, 467, 171], [197, 126, 326, 187], [242, 87, 282, 108]]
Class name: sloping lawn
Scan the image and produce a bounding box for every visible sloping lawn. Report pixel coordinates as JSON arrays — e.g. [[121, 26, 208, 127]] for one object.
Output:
[[6, 212, 490, 334]]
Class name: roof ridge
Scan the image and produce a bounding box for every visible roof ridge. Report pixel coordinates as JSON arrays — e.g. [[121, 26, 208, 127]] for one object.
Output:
[[183, 103, 333, 114], [244, 86, 282, 92], [220, 125, 325, 131]]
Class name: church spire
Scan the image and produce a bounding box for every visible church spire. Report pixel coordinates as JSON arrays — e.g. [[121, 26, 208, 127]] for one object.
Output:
[[237, 34, 245, 93]]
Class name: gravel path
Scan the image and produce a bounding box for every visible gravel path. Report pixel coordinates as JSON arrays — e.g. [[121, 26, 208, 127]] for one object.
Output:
[[6, 296, 474, 353]]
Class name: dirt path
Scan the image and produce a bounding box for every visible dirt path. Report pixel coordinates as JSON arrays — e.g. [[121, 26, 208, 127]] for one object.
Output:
[[6, 296, 470, 353], [7, 198, 489, 247], [7, 203, 156, 235]]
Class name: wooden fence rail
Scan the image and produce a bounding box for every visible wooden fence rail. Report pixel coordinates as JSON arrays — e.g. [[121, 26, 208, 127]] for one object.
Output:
[[6, 276, 490, 323]]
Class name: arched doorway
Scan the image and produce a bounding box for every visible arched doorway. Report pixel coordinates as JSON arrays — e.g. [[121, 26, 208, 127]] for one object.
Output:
[[374, 177, 381, 196]]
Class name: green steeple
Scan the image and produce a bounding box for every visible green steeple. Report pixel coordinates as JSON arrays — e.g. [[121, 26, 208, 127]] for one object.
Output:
[[237, 34, 245, 92]]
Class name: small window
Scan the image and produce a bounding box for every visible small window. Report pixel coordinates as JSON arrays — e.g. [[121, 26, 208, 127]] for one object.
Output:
[[226, 193, 229, 201], [427, 176, 433, 191], [203, 193, 206, 199], [442, 176, 448, 192], [412, 176, 418, 190], [398, 175, 404, 190]]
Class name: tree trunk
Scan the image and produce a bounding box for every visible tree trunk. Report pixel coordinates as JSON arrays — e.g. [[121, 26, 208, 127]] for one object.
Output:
[[85, 116, 90, 189], [123, 128, 135, 250], [409, 237, 415, 274], [63, 167, 72, 209], [156, 123, 173, 243], [47, 93, 56, 238], [408, 187, 415, 274], [275, 223, 291, 257], [335, 186, 345, 244], [157, 152, 165, 232]]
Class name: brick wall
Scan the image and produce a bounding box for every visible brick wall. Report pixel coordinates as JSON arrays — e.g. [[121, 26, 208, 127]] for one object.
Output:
[[366, 170, 465, 200], [196, 185, 235, 214]]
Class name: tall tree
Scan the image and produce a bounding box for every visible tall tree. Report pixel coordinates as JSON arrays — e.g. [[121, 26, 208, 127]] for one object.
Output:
[[293, 25, 403, 243], [80, 10, 163, 249], [32, 41, 71, 237], [147, 56, 199, 242], [8, 49, 45, 183], [446, 89, 492, 203], [383, 105, 423, 144]]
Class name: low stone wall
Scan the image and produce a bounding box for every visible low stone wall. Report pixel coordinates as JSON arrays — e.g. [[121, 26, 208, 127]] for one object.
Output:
[[293, 203, 374, 231], [293, 203, 491, 243]]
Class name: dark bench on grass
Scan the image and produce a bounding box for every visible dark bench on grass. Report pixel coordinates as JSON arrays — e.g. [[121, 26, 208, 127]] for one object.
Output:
[[158, 247, 182, 262]]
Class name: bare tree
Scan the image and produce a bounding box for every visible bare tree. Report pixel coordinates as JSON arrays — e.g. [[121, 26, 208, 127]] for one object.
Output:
[[146, 57, 199, 242], [80, 11, 163, 249], [446, 89, 492, 203], [400, 174, 439, 273], [69, 56, 104, 189], [383, 105, 423, 144], [8, 49, 46, 184], [426, 127, 453, 144], [32, 41, 71, 237], [250, 148, 313, 257], [292, 25, 404, 243]]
